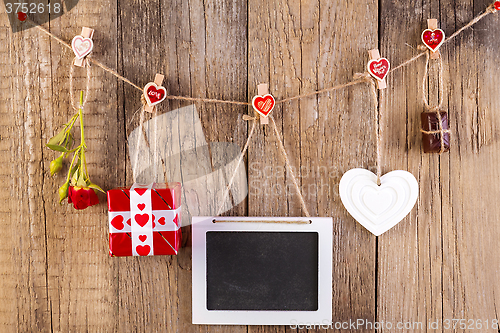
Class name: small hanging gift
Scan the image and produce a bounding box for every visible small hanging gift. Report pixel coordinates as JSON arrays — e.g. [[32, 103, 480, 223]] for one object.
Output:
[[107, 183, 182, 257], [420, 19, 450, 154]]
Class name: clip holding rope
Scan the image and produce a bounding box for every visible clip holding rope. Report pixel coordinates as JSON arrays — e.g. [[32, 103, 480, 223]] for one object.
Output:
[[143, 74, 167, 113], [252, 83, 275, 124], [72, 27, 94, 67], [367, 49, 390, 90]]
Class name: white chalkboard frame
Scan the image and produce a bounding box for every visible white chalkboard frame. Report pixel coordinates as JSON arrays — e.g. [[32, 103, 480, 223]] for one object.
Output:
[[192, 216, 333, 325]]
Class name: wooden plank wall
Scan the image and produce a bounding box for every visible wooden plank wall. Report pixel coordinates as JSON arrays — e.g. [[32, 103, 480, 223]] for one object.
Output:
[[1, 0, 500, 332]]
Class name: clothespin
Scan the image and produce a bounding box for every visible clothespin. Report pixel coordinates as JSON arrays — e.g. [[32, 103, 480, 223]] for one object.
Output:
[[143, 74, 167, 113], [252, 83, 275, 125], [367, 49, 390, 90], [72, 27, 94, 67], [422, 19, 445, 59]]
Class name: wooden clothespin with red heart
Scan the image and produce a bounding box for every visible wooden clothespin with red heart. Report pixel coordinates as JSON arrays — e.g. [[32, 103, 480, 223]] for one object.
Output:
[[422, 19, 445, 59], [367, 49, 390, 90], [143, 74, 167, 113], [72, 27, 94, 67], [252, 83, 275, 125]]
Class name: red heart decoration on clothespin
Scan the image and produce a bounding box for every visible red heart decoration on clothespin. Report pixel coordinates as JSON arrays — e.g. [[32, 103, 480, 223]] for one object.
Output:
[[111, 215, 125, 230], [367, 58, 390, 81], [139, 235, 147, 242], [136, 245, 151, 256], [135, 214, 149, 227], [422, 29, 445, 52], [143, 83, 167, 107], [71, 36, 93, 59], [494, 1, 500, 10], [137, 203, 146, 211], [252, 94, 275, 118]]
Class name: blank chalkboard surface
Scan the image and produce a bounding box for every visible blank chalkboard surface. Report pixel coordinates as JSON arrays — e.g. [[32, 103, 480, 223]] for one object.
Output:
[[192, 216, 333, 325], [206, 231, 319, 311]]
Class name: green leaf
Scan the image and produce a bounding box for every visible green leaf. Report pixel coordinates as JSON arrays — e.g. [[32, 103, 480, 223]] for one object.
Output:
[[88, 183, 105, 193], [47, 128, 67, 146], [46, 144, 68, 153]]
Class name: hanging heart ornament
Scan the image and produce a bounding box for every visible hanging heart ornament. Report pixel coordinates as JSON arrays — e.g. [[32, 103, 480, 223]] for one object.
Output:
[[71, 35, 93, 59], [339, 168, 418, 236], [367, 58, 390, 81], [143, 82, 167, 107], [252, 94, 275, 118], [421, 29, 445, 52]]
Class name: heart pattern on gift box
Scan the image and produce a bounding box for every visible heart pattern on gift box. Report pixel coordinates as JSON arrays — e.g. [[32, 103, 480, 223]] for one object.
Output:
[[136, 245, 151, 256], [137, 203, 146, 211], [71, 36, 93, 59], [135, 214, 149, 227], [252, 94, 275, 118], [143, 83, 167, 107], [421, 29, 445, 52], [111, 215, 125, 230], [139, 235, 147, 242], [339, 168, 418, 236], [135, 188, 147, 196], [367, 58, 390, 81], [158, 217, 166, 225]]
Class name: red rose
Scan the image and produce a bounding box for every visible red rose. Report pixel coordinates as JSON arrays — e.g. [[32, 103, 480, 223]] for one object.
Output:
[[68, 186, 99, 210]]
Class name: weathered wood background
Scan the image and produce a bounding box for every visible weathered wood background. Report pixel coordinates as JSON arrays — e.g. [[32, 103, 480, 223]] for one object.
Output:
[[1, 0, 500, 332]]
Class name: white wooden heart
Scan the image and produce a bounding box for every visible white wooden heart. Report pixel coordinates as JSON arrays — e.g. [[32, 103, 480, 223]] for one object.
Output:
[[339, 168, 418, 236]]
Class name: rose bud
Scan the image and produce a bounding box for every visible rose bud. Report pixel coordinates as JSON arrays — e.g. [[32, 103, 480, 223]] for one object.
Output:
[[58, 182, 69, 204], [50, 156, 64, 176], [68, 186, 99, 210]]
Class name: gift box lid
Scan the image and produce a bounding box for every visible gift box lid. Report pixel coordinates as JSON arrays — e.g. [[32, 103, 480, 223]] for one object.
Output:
[[107, 182, 182, 212]]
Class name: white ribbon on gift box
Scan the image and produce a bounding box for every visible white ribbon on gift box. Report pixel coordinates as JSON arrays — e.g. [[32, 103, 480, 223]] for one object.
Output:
[[130, 183, 154, 256]]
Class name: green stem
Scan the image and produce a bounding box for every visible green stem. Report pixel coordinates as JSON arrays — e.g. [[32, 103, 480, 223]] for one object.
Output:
[[66, 148, 80, 184]]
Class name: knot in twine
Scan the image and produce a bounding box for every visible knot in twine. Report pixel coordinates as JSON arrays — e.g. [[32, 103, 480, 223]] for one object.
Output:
[[417, 45, 428, 51]]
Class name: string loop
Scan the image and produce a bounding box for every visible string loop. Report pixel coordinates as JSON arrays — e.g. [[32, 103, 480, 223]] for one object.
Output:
[[421, 50, 450, 154]]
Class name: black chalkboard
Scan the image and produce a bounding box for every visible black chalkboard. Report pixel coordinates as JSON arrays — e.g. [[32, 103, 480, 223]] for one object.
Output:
[[206, 231, 319, 311]]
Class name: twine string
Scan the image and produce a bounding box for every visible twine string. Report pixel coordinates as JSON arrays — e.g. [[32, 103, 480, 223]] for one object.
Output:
[[269, 115, 311, 218], [216, 118, 258, 216], [212, 219, 312, 224], [368, 79, 383, 185], [24, 4, 495, 107], [421, 50, 450, 154], [69, 58, 91, 110]]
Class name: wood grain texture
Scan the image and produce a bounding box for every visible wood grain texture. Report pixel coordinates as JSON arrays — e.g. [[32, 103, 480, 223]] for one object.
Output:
[[1, 0, 500, 332]]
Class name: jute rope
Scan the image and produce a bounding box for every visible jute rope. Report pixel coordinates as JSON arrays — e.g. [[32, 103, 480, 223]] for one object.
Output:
[[216, 118, 258, 216], [69, 58, 91, 110], [353, 73, 384, 184], [420, 50, 451, 154], [269, 115, 311, 218], [24, 4, 496, 107]]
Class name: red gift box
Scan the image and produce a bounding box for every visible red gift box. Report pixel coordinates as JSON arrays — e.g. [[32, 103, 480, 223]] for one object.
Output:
[[107, 183, 182, 257]]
